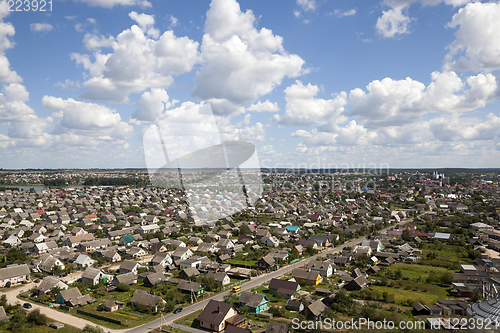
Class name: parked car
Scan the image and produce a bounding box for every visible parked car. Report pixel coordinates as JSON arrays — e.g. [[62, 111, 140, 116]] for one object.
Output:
[[23, 303, 32, 309], [173, 307, 183, 314], [33, 279, 40, 283]]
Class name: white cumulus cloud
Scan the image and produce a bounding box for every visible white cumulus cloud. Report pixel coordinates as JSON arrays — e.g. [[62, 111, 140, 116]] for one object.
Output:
[[30, 23, 53, 33], [445, 2, 500, 72], [192, 0, 305, 116]]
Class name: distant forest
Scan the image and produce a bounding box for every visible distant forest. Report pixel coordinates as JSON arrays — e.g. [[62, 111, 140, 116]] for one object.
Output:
[[83, 177, 149, 186]]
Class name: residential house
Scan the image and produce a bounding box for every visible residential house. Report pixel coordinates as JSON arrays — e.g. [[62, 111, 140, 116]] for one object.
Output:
[[74, 254, 96, 268], [291, 269, 323, 285], [112, 272, 137, 286], [265, 321, 289, 333], [268, 279, 301, 299], [119, 260, 141, 274], [309, 236, 331, 247], [306, 299, 328, 320], [197, 242, 219, 254], [130, 289, 164, 313], [102, 250, 121, 263], [77, 239, 111, 252], [361, 239, 384, 253], [239, 291, 269, 313], [307, 260, 334, 277], [56, 287, 83, 305], [285, 300, 304, 312], [0, 306, 7, 322], [255, 255, 275, 270], [217, 239, 234, 250], [81, 267, 112, 286], [32, 253, 65, 273], [172, 247, 194, 261], [137, 224, 160, 234], [151, 252, 173, 267], [35, 276, 68, 295], [177, 280, 205, 297], [179, 267, 200, 280], [143, 272, 167, 287], [119, 234, 136, 246], [63, 234, 94, 248], [206, 271, 230, 286], [291, 245, 304, 256], [128, 247, 147, 257], [198, 300, 246, 332], [265, 236, 280, 248], [345, 276, 370, 291]]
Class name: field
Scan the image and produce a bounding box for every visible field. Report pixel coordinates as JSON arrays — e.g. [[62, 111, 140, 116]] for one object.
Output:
[[369, 284, 448, 305], [227, 259, 258, 267], [382, 262, 456, 282], [0, 323, 80, 333]]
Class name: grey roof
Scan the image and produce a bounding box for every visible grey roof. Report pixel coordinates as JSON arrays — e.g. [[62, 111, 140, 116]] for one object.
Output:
[[308, 299, 327, 317], [131, 289, 162, 307], [0, 306, 7, 321], [0, 264, 30, 280], [37, 276, 67, 294], [239, 291, 267, 308], [120, 260, 140, 271], [82, 267, 102, 280], [266, 321, 289, 333], [114, 272, 137, 285], [177, 280, 202, 292], [180, 267, 200, 277], [59, 287, 83, 302], [291, 268, 321, 281]]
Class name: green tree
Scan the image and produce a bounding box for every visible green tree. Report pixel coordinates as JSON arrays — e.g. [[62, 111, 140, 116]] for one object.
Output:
[[116, 283, 130, 292], [77, 325, 106, 333], [27, 309, 48, 326]]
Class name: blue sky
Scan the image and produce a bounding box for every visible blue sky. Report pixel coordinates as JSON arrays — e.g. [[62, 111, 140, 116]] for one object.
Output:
[[0, 0, 499, 169]]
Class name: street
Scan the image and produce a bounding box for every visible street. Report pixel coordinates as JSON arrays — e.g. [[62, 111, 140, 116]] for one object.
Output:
[[4, 216, 414, 333]]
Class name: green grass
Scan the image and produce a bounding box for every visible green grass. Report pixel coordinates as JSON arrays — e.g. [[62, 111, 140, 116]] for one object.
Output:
[[369, 284, 448, 305], [0, 323, 80, 333], [382, 263, 456, 282], [227, 259, 257, 267], [174, 310, 201, 327]]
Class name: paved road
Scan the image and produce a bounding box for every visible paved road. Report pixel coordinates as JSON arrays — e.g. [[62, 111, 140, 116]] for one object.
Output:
[[6, 217, 414, 333], [125, 216, 415, 333]]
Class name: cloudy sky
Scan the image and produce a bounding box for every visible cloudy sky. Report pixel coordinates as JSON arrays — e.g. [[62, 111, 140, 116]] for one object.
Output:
[[0, 0, 499, 169]]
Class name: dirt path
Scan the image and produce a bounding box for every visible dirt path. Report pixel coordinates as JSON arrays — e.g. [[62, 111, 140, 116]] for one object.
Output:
[[2, 279, 126, 333]]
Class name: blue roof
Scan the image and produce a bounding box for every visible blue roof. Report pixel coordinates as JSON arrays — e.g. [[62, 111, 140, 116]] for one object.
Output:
[[286, 226, 299, 231]]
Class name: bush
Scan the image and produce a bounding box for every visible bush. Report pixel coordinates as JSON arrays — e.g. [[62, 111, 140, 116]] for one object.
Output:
[[5, 281, 11, 288], [268, 305, 286, 318], [117, 283, 130, 292], [77, 325, 106, 333], [27, 309, 48, 326]]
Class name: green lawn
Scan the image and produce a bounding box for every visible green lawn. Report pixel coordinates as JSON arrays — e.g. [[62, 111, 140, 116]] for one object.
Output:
[[369, 284, 448, 305], [174, 310, 201, 327], [0, 323, 80, 333], [382, 263, 456, 282], [227, 259, 257, 267]]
